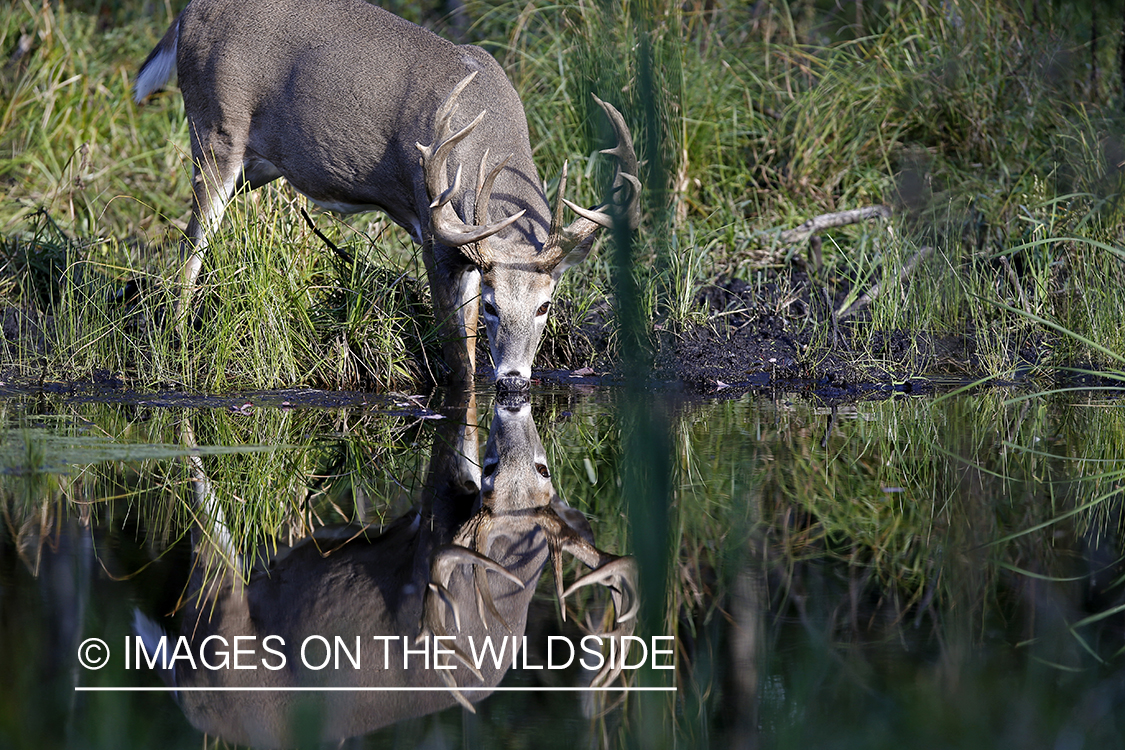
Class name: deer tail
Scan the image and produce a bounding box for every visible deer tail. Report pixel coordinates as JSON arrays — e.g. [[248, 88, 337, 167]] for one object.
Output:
[[134, 16, 180, 103]]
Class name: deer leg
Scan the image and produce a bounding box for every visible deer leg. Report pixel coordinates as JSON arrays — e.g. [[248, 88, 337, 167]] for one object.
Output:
[[177, 134, 246, 332], [459, 268, 481, 377], [424, 241, 480, 386], [180, 416, 243, 579], [425, 389, 481, 517]]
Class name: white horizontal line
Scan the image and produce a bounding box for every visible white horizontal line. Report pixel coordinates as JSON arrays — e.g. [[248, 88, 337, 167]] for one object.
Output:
[[75, 686, 676, 693]]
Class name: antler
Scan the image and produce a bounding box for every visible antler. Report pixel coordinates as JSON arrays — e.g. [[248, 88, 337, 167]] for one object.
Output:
[[560, 554, 639, 689], [542, 94, 642, 265], [416, 72, 525, 252], [562, 556, 639, 626], [422, 543, 523, 636], [417, 543, 525, 712]]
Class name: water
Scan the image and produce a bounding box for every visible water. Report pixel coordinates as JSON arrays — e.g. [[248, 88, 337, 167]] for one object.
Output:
[[2, 384, 1124, 748]]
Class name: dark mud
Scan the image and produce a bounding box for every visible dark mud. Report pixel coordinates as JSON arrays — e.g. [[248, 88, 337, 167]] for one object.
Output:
[[535, 268, 1062, 402], [654, 272, 998, 396]]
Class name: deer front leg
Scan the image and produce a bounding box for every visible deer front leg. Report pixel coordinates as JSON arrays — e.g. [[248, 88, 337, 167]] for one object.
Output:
[[179, 213, 209, 333], [424, 241, 480, 386], [176, 133, 245, 336]]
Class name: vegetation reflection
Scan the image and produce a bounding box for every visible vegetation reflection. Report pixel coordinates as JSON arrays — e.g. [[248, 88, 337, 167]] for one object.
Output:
[[3, 387, 1125, 748]]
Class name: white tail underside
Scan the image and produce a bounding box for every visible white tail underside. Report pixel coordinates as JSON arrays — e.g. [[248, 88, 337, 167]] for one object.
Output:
[[133, 23, 178, 103]]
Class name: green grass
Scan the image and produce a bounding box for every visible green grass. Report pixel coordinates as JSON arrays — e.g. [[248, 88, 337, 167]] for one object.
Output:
[[0, 0, 1124, 388]]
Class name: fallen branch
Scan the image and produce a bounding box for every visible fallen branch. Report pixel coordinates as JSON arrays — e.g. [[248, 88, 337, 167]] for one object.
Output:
[[778, 205, 892, 245], [300, 208, 353, 264], [998, 255, 1032, 315], [837, 245, 935, 320]]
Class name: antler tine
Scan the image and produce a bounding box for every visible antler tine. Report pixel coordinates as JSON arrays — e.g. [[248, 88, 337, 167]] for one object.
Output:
[[549, 532, 569, 621], [561, 556, 640, 625], [416, 73, 526, 250], [474, 148, 515, 227], [560, 197, 613, 229], [472, 564, 514, 633], [593, 97, 640, 203], [438, 668, 477, 713], [427, 580, 463, 632], [561, 97, 642, 231], [418, 608, 484, 713], [592, 94, 636, 168], [433, 544, 523, 588], [475, 147, 492, 225], [544, 94, 641, 263], [434, 70, 479, 139], [421, 544, 523, 639], [548, 160, 570, 238], [529, 503, 637, 625], [559, 169, 641, 230], [419, 109, 485, 208], [418, 599, 487, 705]]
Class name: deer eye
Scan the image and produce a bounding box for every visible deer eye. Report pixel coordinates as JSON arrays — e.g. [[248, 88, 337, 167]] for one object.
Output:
[[483, 300, 498, 317], [536, 301, 550, 316], [482, 460, 499, 479], [535, 462, 550, 478]]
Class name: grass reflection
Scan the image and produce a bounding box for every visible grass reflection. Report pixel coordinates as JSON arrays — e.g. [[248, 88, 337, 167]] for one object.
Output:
[[538, 387, 1125, 747]]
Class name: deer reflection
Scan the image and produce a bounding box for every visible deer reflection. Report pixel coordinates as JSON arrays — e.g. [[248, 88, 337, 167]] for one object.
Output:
[[135, 392, 635, 748]]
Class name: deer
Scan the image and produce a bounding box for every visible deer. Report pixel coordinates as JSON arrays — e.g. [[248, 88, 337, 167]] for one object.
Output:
[[133, 392, 637, 747], [134, 0, 641, 392]]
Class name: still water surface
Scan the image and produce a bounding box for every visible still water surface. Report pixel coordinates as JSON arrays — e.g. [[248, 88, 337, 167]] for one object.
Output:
[[2, 384, 1124, 748]]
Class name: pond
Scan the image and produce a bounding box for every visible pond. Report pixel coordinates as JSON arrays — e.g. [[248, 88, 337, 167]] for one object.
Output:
[[2, 382, 1124, 749]]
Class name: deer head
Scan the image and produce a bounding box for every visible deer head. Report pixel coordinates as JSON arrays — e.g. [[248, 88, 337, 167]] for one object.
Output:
[[416, 73, 642, 391]]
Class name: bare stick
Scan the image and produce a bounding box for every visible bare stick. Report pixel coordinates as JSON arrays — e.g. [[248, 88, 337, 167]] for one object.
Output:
[[998, 255, 1032, 315], [300, 208, 353, 264], [837, 245, 934, 320], [778, 205, 891, 245]]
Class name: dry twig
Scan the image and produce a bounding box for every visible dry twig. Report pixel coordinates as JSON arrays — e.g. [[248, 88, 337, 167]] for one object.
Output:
[[778, 205, 892, 245], [837, 245, 935, 320]]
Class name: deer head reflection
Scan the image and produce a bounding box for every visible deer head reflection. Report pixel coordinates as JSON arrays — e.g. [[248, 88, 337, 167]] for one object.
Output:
[[137, 392, 635, 748]]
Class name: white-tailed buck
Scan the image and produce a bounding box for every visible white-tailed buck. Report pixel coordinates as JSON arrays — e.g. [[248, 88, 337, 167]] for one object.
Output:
[[135, 0, 640, 391], [134, 394, 636, 746]]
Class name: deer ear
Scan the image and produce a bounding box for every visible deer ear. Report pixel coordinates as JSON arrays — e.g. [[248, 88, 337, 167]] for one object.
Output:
[[550, 236, 596, 282]]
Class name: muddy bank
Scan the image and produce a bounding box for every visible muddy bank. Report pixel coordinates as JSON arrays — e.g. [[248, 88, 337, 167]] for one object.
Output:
[[0, 264, 1113, 404], [535, 268, 1064, 400], [653, 271, 1047, 393]]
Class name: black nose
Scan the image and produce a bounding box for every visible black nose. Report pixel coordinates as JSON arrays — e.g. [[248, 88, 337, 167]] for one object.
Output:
[[495, 375, 530, 397]]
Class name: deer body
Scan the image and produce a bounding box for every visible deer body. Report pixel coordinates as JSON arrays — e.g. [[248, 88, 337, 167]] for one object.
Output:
[[136, 0, 639, 389]]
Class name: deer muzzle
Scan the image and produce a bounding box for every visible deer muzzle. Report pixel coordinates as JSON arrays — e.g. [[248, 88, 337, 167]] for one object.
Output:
[[495, 375, 531, 395]]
